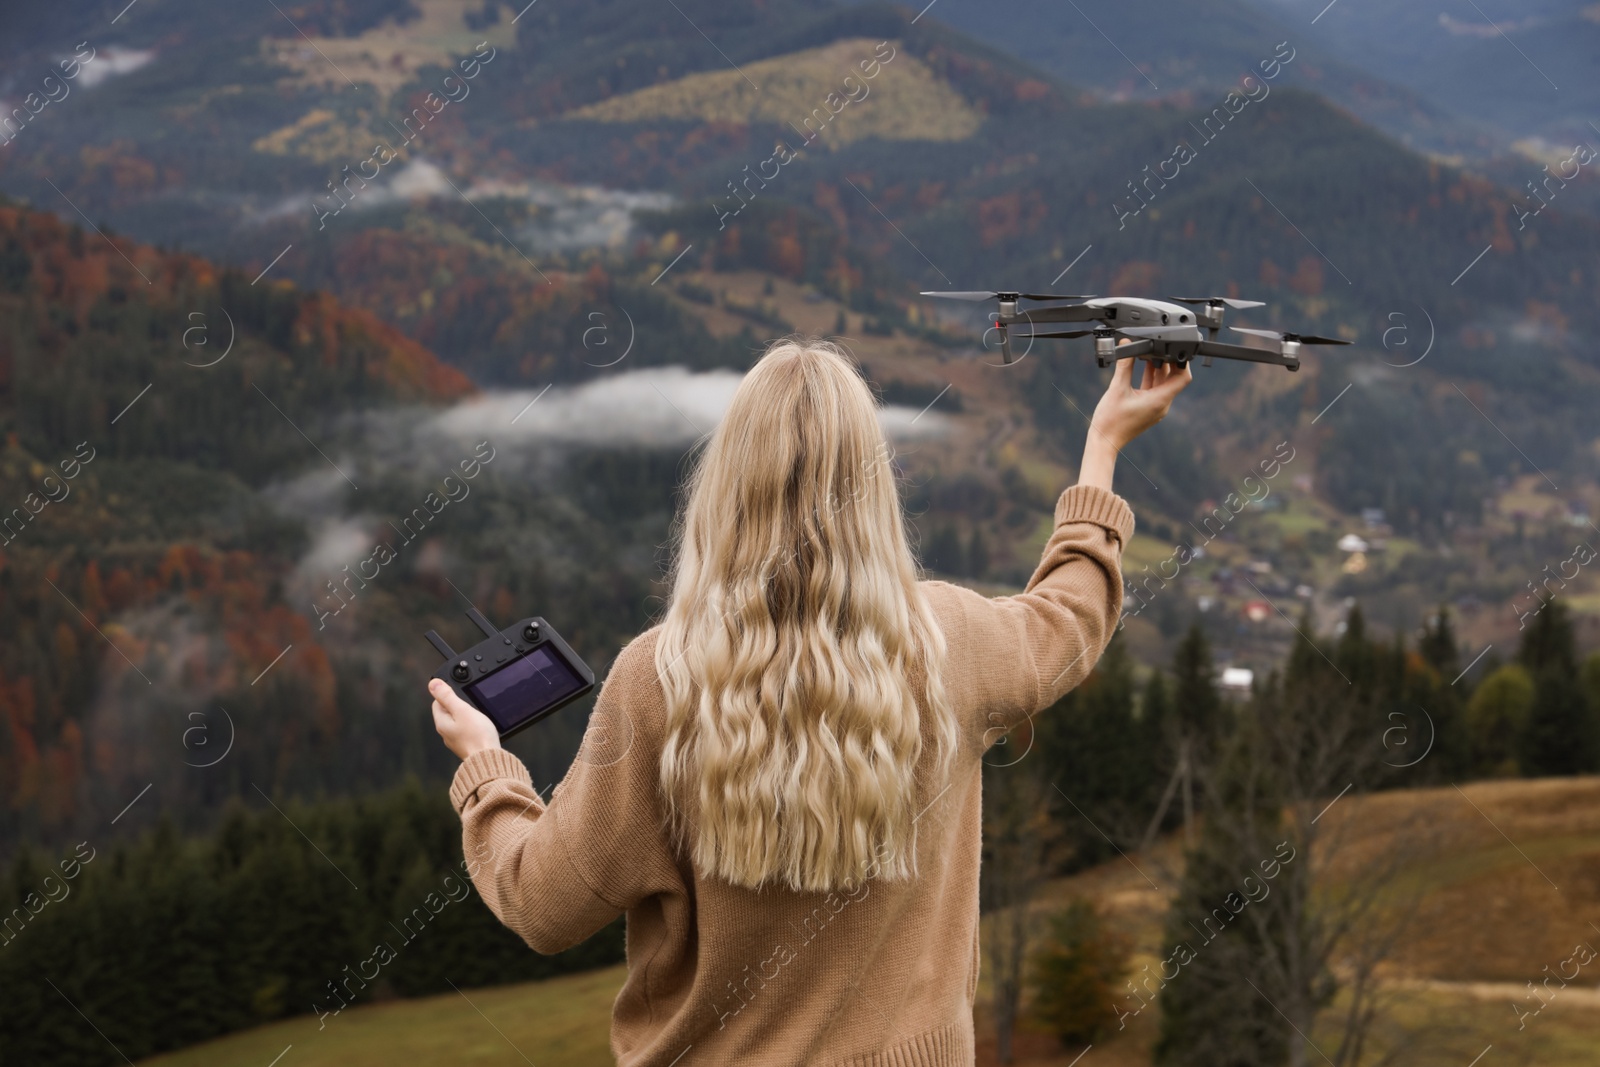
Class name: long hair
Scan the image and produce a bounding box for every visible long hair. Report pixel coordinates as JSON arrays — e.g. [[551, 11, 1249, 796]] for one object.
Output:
[[654, 336, 958, 893]]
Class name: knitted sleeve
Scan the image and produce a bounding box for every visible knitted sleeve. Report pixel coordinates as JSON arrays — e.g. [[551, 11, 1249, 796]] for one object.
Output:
[[932, 483, 1134, 743], [448, 632, 681, 954], [448, 746, 621, 955]]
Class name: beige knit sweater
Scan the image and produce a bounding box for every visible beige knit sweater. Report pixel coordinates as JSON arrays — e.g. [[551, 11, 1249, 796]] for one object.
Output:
[[450, 483, 1134, 1066]]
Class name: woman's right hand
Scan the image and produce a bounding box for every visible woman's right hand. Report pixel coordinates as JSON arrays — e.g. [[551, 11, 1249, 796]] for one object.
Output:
[[1088, 340, 1192, 450]]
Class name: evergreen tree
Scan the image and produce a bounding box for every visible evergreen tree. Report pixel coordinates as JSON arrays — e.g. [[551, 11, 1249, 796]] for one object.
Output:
[[1152, 704, 1299, 1067], [1034, 636, 1152, 870], [965, 527, 989, 580], [1171, 624, 1222, 757], [1412, 606, 1472, 780], [1335, 604, 1379, 699], [1419, 606, 1460, 679], [921, 522, 964, 576], [1518, 601, 1577, 674], [0, 784, 626, 1064], [1162, 625, 1224, 840], [1520, 667, 1599, 776], [1515, 602, 1598, 775], [1028, 898, 1131, 1048], [1140, 669, 1173, 806]]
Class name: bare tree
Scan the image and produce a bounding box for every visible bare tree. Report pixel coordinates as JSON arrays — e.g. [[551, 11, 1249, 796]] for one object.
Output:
[[981, 759, 1063, 1064], [1153, 665, 1452, 1067]]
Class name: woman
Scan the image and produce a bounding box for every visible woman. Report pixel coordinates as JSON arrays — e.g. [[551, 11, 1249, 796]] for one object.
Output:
[[429, 336, 1189, 1065]]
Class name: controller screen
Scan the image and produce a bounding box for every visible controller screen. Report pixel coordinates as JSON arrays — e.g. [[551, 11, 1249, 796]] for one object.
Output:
[[466, 646, 588, 731]]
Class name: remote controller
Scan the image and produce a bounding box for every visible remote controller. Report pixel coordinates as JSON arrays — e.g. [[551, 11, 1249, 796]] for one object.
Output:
[[425, 608, 596, 739]]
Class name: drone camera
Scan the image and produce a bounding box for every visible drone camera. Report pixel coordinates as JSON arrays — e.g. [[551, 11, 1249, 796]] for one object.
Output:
[[1094, 330, 1117, 367]]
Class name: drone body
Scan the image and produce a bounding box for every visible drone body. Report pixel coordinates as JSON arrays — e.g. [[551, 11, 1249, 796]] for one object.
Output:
[[919, 290, 1352, 369]]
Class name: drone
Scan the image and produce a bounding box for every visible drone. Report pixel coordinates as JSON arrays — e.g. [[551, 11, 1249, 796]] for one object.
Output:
[[919, 291, 1351, 370]]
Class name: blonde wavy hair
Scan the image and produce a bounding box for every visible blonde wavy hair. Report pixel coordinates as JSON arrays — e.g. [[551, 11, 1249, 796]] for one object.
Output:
[[654, 336, 958, 893]]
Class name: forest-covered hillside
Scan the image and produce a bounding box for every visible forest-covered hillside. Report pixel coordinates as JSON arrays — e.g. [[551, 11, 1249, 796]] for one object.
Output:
[[0, 0, 1596, 852], [0, 198, 699, 850]]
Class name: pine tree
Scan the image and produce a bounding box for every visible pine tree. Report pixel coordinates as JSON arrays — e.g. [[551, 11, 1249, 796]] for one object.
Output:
[[1152, 705, 1298, 1067], [1516, 602, 1598, 775], [1520, 667, 1599, 776], [1028, 898, 1131, 1048], [922, 523, 964, 576], [1163, 625, 1224, 842], [1172, 624, 1222, 755], [966, 527, 989, 580], [1034, 636, 1153, 869], [1518, 600, 1577, 675], [1335, 604, 1379, 698], [1419, 606, 1459, 679], [1413, 606, 1472, 780], [1140, 669, 1173, 817], [981, 763, 1060, 1064]]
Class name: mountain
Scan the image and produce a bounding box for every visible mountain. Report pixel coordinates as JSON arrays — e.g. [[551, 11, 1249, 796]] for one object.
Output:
[[1249, 0, 1600, 150], [0, 0, 1596, 848], [0, 196, 693, 849], [894, 0, 1507, 161]]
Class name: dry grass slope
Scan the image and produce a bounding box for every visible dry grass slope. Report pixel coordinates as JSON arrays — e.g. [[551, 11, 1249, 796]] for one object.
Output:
[[138, 778, 1600, 1066], [139, 964, 627, 1067], [261, 0, 520, 98], [568, 38, 984, 147]]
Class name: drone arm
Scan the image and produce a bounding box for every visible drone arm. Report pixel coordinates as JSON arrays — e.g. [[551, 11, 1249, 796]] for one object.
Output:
[[1002, 305, 1103, 326], [1195, 340, 1297, 368]]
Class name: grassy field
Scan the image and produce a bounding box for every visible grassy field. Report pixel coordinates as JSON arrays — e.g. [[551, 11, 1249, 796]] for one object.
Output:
[[140, 966, 626, 1067], [143, 777, 1600, 1066]]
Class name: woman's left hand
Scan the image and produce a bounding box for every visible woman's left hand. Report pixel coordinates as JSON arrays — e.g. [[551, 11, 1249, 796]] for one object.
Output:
[[429, 679, 503, 761]]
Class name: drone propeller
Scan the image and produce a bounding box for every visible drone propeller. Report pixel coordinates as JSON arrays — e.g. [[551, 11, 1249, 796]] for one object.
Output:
[[1014, 329, 1097, 339], [1230, 327, 1351, 345], [1170, 296, 1267, 309], [921, 290, 1097, 302]]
